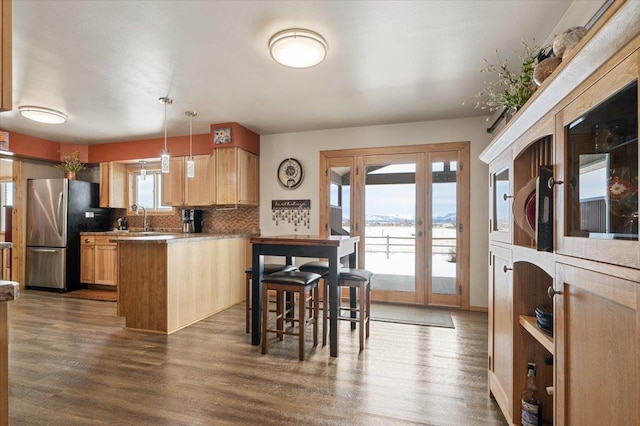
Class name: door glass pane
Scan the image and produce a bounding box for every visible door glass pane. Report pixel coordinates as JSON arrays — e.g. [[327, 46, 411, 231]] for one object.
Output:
[[329, 166, 350, 235], [364, 162, 416, 293], [432, 159, 457, 295], [566, 81, 638, 240], [493, 168, 510, 232]]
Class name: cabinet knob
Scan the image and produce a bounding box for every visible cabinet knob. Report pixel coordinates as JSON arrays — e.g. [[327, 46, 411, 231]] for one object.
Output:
[[503, 193, 513, 201], [503, 265, 513, 273], [547, 177, 564, 189], [548, 286, 563, 298], [84, 239, 90, 243]]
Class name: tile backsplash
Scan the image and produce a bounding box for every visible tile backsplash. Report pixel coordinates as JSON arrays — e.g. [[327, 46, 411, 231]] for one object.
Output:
[[112, 206, 259, 234]]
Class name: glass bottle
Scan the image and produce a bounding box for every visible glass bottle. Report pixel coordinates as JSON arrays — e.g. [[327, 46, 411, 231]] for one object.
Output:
[[521, 362, 540, 426]]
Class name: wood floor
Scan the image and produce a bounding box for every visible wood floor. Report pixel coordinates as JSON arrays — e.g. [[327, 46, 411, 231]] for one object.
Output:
[[7, 291, 506, 425]]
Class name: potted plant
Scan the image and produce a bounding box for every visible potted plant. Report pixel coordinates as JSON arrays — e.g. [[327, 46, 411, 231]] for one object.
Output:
[[57, 151, 86, 179], [475, 39, 542, 115]]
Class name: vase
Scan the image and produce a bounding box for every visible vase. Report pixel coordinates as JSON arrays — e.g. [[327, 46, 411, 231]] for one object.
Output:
[[65, 171, 76, 180]]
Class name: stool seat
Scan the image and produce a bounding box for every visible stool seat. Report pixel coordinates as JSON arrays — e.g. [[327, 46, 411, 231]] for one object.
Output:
[[339, 268, 373, 282], [245, 264, 298, 275], [263, 271, 322, 286], [299, 261, 344, 276]]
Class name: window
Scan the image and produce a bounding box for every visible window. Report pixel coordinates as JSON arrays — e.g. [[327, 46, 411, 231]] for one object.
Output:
[[128, 166, 171, 213]]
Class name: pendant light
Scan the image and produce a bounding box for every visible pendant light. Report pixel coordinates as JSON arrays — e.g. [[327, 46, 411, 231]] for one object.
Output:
[[159, 97, 173, 173], [185, 111, 197, 178], [139, 160, 147, 180]]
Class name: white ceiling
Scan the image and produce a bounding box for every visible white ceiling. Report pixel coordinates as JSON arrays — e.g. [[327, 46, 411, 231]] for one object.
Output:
[[3, 0, 583, 145]]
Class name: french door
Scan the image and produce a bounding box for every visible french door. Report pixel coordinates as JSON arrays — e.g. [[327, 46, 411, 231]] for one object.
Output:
[[320, 143, 469, 309]]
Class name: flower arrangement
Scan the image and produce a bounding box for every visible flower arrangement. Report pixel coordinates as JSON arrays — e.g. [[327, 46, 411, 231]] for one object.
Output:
[[57, 151, 86, 173], [609, 175, 638, 219], [475, 40, 541, 112]]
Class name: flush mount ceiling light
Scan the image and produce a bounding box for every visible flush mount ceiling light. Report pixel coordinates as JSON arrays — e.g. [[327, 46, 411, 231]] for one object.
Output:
[[268, 28, 327, 68], [18, 106, 67, 124]]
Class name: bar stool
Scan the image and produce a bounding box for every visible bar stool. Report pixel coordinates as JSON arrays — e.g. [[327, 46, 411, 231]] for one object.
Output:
[[299, 260, 343, 308], [323, 268, 372, 351], [245, 264, 297, 333], [261, 270, 321, 361]]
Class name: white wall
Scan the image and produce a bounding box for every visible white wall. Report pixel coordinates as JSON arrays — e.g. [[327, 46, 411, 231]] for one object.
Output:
[[259, 116, 492, 309]]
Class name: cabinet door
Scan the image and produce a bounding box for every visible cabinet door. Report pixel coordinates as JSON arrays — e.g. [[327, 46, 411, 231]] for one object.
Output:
[[489, 151, 513, 244], [216, 147, 238, 205], [94, 243, 117, 286], [554, 264, 638, 425], [488, 245, 514, 423], [238, 149, 259, 205], [80, 240, 94, 284], [161, 157, 185, 206], [99, 162, 126, 208], [556, 51, 638, 268], [185, 154, 215, 206]]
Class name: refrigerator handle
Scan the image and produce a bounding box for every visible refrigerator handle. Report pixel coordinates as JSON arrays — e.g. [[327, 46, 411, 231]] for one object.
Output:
[[30, 248, 58, 253], [57, 191, 64, 238]]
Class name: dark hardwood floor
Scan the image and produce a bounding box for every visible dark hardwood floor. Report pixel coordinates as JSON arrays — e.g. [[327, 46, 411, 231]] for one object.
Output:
[[8, 291, 506, 425]]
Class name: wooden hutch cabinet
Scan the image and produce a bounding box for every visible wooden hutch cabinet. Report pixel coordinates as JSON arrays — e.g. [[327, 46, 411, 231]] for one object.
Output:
[[480, 2, 640, 425]]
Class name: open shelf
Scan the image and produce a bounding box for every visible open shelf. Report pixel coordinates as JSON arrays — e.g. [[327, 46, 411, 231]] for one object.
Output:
[[519, 315, 554, 355]]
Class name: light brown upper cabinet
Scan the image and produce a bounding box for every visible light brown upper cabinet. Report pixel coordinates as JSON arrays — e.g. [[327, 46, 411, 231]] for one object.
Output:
[[162, 154, 216, 207], [99, 161, 127, 208], [215, 147, 259, 206], [555, 51, 638, 269]]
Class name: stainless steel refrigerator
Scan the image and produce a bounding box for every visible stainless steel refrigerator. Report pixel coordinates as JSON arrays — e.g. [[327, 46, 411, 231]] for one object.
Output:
[[26, 178, 111, 291]]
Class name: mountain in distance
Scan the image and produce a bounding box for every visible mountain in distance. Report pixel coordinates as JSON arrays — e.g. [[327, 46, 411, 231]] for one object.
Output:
[[364, 213, 456, 225]]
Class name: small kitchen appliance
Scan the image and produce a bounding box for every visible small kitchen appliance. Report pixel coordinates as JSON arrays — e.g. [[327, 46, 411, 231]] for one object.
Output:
[[182, 209, 203, 233]]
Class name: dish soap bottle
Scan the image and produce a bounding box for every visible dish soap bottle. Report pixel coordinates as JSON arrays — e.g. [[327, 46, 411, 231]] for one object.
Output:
[[521, 362, 540, 426]]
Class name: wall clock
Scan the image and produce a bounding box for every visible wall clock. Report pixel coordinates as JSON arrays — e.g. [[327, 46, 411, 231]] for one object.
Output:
[[277, 158, 304, 189], [213, 127, 231, 144]]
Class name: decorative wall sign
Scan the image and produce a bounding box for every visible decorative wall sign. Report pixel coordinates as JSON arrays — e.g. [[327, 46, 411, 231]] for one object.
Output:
[[272, 199, 310, 231], [213, 127, 231, 144], [0, 131, 9, 151]]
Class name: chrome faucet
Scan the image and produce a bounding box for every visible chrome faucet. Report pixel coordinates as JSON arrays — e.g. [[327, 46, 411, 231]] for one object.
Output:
[[131, 204, 148, 232]]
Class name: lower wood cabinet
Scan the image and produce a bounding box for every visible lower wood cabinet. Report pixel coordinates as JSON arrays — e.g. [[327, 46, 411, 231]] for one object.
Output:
[[554, 263, 638, 425], [488, 245, 513, 422], [81, 235, 117, 287]]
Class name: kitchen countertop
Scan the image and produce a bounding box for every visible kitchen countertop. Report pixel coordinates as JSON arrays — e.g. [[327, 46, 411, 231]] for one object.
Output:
[[106, 232, 255, 244], [0, 243, 11, 249], [0, 281, 19, 302]]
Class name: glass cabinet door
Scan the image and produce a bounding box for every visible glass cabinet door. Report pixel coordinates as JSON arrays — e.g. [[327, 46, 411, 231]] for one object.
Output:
[[490, 152, 513, 244], [565, 81, 638, 240]]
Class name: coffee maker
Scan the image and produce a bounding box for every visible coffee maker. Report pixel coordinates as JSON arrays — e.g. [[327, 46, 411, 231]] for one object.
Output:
[[182, 209, 203, 233]]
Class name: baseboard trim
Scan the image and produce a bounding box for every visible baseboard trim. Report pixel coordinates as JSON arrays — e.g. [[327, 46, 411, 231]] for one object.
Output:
[[470, 305, 488, 313]]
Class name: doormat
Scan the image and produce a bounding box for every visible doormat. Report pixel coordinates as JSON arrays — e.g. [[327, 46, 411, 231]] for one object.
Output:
[[370, 302, 454, 329], [65, 289, 117, 302]]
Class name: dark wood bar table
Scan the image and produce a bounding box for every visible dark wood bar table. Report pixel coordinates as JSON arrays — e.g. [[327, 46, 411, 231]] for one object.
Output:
[[250, 235, 359, 357]]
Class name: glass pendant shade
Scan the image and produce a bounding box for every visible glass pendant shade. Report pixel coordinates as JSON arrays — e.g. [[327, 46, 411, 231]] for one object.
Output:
[[159, 97, 173, 174], [160, 149, 170, 174], [185, 110, 197, 179], [186, 157, 195, 178]]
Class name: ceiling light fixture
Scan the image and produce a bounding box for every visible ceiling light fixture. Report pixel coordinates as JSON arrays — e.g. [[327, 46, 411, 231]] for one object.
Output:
[[268, 28, 327, 68], [185, 111, 197, 179], [159, 97, 173, 174], [18, 106, 67, 124], [139, 160, 147, 181]]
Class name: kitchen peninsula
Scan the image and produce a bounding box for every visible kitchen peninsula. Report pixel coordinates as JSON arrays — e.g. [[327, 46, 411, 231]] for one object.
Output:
[[114, 233, 249, 334]]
